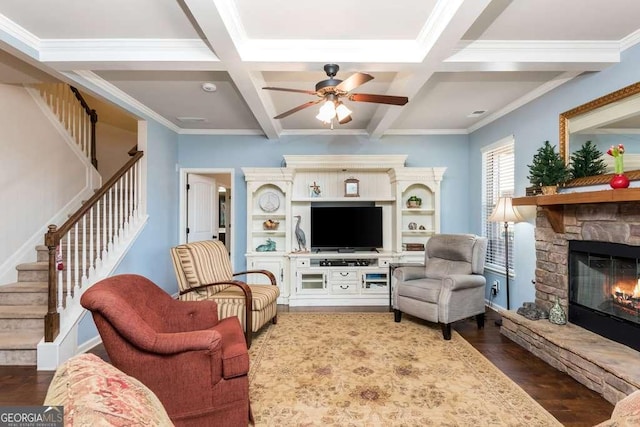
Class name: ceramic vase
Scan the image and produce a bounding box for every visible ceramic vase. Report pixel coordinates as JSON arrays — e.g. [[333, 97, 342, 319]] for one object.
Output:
[[609, 174, 630, 189], [548, 297, 566, 325]]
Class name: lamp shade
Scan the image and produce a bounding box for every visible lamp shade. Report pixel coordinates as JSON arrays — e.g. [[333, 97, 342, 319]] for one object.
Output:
[[488, 197, 524, 223]]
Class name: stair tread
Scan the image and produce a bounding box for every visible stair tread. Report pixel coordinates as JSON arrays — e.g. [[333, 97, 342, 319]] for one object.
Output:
[[0, 282, 47, 292], [0, 331, 42, 349], [16, 262, 47, 271], [0, 305, 47, 318]]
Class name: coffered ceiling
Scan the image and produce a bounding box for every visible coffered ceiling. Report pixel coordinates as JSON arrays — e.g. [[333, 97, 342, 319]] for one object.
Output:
[[0, 0, 639, 139]]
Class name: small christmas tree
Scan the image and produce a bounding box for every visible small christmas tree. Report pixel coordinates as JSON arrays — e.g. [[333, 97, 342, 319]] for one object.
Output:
[[569, 140, 607, 179], [527, 141, 569, 187]]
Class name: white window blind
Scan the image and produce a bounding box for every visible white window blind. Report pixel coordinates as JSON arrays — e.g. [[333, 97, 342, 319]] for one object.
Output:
[[482, 136, 515, 273]]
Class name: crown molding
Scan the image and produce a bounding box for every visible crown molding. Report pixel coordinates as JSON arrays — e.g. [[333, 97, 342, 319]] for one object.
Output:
[[279, 128, 370, 137], [448, 40, 620, 64], [212, 0, 248, 47], [0, 13, 40, 54], [414, 0, 465, 59], [621, 29, 640, 52], [238, 39, 421, 63], [386, 128, 468, 135], [178, 128, 265, 136], [39, 38, 218, 62], [283, 154, 408, 170]]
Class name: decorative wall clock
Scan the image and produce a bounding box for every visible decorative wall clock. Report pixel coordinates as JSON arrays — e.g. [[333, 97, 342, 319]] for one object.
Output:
[[258, 191, 280, 212]]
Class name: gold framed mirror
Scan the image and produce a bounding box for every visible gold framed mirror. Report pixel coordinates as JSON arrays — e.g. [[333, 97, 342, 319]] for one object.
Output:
[[559, 81, 640, 187]]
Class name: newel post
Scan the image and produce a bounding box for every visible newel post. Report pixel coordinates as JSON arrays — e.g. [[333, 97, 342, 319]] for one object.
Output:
[[44, 224, 60, 342]]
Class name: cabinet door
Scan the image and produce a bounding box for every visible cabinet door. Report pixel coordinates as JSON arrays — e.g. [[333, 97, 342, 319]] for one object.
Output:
[[361, 271, 389, 294], [297, 271, 327, 294], [249, 258, 284, 287]]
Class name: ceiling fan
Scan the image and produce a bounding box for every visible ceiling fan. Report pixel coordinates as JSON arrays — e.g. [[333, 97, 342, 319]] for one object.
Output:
[[263, 64, 408, 125]]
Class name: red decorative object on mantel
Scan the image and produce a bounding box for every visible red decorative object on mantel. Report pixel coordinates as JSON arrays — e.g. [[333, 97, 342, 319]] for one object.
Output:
[[610, 174, 630, 189]]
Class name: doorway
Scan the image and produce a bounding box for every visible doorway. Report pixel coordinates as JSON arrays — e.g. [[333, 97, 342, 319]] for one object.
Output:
[[179, 168, 234, 266]]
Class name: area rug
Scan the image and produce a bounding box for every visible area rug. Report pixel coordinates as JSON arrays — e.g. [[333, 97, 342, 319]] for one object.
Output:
[[248, 312, 561, 426]]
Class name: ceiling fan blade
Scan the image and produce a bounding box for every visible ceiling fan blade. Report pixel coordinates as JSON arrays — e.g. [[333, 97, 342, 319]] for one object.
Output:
[[348, 93, 408, 106], [273, 99, 323, 119], [335, 72, 373, 93], [263, 86, 317, 95]]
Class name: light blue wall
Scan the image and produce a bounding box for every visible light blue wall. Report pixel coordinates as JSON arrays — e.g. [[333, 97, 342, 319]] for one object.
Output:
[[469, 43, 640, 310], [177, 134, 473, 270], [77, 121, 180, 343]]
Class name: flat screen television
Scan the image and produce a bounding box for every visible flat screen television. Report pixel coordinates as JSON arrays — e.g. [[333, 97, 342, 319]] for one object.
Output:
[[310, 205, 383, 251]]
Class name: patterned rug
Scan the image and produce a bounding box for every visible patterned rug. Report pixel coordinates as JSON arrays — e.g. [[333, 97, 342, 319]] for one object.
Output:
[[248, 312, 561, 426]]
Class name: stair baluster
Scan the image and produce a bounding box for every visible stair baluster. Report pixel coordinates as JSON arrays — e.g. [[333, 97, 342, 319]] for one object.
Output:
[[44, 151, 144, 342], [35, 84, 98, 168]]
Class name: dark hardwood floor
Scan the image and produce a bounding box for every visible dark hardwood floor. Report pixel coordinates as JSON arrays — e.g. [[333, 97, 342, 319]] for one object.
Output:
[[0, 306, 613, 426]]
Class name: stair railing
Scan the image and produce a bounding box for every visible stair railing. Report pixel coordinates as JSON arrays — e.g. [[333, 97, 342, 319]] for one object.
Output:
[[36, 83, 98, 168], [44, 151, 144, 342]]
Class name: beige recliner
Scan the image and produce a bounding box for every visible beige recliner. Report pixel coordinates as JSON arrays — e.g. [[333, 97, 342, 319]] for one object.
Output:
[[393, 234, 488, 340], [170, 240, 280, 348]]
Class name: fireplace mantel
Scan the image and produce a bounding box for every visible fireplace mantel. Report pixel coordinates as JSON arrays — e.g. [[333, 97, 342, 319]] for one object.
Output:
[[513, 188, 640, 232]]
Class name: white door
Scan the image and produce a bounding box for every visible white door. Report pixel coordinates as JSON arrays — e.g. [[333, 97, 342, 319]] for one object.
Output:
[[187, 174, 217, 242]]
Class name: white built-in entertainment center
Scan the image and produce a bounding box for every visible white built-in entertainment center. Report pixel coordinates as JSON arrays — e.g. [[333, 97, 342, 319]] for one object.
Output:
[[243, 155, 445, 306]]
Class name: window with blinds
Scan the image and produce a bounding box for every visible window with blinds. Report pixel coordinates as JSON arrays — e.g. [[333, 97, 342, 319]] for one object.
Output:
[[481, 136, 515, 273]]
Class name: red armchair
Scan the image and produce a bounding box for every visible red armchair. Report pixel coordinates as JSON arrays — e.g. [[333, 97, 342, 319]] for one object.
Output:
[[80, 274, 250, 426]]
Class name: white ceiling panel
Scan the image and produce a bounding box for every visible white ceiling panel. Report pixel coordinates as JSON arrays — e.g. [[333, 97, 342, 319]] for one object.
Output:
[[466, 0, 640, 40], [0, 0, 200, 39], [96, 71, 260, 130], [396, 71, 562, 130], [0, 0, 638, 137], [235, 0, 438, 40]]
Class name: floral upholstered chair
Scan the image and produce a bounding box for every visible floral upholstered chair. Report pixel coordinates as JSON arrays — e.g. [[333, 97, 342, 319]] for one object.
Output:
[[393, 233, 488, 340], [170, 239, 280, 348]]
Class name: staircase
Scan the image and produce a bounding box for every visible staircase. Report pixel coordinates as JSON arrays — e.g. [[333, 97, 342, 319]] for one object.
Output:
[[0, 247, 52, 364], [0, 83, 146, 367]]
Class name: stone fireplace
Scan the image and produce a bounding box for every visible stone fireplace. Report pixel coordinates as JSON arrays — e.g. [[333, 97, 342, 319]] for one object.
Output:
[[532, 201, 640, 314], [568, 239, 640, 352], [501, 196, 640, 404]]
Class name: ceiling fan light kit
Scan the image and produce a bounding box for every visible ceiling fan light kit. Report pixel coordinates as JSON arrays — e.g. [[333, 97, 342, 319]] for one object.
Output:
[[335, 103, 352, 123], [264, 63, 408, 126]]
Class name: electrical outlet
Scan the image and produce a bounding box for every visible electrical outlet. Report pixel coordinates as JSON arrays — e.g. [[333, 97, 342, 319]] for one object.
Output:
[[491, 280, 500, 296]]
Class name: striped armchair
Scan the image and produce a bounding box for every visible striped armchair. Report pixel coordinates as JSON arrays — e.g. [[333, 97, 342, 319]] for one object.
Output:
[[170, 240, 280, 348]]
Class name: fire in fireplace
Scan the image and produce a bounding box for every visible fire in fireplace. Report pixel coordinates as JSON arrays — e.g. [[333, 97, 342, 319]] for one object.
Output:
[[612, 279, 640, 317], [569, 240, 640, 352]]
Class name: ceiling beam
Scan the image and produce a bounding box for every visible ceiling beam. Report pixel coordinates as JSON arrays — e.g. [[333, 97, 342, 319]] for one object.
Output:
[[367, 0, 492, 139], [440, 40, 619, 72]]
